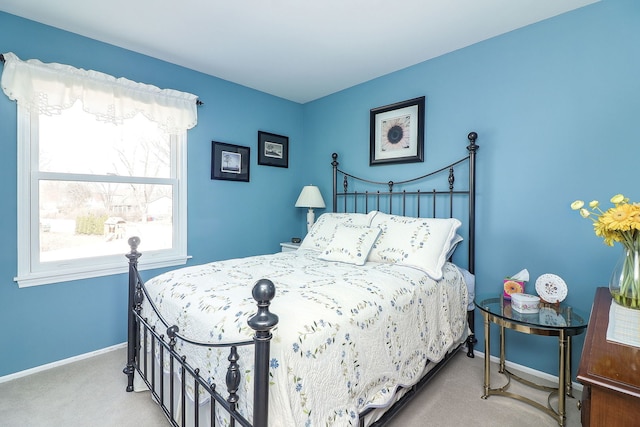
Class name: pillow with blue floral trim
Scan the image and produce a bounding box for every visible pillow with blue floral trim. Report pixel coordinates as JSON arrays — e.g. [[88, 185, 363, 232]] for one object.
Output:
[[368, 212, 461, 280], [299, 211, 377, 252], [318, 224, 381, 266]]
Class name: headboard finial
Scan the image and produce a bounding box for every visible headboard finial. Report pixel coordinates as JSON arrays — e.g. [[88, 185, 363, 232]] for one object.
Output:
[[467, 132, 479, 153]]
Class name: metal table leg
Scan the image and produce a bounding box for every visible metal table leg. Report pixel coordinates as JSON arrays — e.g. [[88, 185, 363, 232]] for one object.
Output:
[[565, 336, 573, 398], [558, 329, 567, 426], [482, 312, 490, 398], [499, 322, 505, 373]]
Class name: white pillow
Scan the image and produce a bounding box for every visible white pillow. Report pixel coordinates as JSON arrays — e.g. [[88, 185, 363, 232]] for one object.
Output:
[[368, 212, 462, 280], [318, 224, 381, 266], [299, 212, 377, 252]]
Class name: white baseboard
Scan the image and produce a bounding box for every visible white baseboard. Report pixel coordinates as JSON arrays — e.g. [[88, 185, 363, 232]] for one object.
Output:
[[0, 342, 126, 384], [1, 342, 583, 394], [473, 349, 583, 392]]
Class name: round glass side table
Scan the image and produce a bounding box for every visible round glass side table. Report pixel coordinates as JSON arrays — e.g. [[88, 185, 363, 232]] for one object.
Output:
[[475, 294, 588, 427]]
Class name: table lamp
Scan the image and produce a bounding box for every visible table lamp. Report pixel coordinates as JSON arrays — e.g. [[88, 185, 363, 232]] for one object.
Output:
[[295, 185, 325, 232]]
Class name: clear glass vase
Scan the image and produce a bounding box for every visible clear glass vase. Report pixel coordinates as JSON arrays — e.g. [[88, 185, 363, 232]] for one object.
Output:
[[609, 243, 640, 309]]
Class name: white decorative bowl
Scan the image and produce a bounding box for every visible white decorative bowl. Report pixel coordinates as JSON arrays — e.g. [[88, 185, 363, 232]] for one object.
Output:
[[511, 293, 541, 314]]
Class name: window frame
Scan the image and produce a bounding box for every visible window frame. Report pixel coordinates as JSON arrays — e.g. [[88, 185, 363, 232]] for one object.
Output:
[[15, 104, 189, 288]]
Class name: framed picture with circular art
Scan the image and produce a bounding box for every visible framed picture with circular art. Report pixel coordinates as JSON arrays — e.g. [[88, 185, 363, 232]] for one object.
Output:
[[370, 96, 425, 166]]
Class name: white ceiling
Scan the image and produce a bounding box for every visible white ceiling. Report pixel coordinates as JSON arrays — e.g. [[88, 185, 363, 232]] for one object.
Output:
[[1, 0, 598, 104]]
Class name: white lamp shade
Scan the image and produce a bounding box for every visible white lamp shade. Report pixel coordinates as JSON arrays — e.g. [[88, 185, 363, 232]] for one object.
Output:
[[295, 185, 326, 208]]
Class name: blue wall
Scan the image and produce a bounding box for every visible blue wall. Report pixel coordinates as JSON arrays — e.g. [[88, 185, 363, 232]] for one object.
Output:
[[0, 13, 308, 376], [303, 0, 640, 377], [2, 0, 639, 380]]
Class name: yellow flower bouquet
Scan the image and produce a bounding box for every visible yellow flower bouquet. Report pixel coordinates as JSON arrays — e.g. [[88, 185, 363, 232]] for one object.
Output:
[[571, 194, 640, 308]]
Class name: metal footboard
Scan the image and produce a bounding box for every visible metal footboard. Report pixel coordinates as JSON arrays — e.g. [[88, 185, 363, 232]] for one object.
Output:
[[123, 237, 278, 427]]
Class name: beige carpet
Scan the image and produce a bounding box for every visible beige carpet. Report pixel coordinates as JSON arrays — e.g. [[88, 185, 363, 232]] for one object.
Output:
[[386, 350, 581, 426], [0, 347, 580, 426]]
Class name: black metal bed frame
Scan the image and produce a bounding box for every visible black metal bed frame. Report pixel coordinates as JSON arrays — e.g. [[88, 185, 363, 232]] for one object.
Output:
[[123, 132, 479, 427]]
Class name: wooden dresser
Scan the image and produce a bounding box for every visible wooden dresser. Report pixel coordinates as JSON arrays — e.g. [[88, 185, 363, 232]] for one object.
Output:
[[577, 287, 640, 426]]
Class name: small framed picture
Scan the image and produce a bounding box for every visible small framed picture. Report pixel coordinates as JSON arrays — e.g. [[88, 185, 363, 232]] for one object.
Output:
[[258, 131, 289, 168], [211, 141, 250, 182], [370, 96, 425, 166]]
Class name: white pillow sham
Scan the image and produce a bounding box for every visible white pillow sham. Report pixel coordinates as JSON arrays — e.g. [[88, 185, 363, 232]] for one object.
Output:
[[299, 212, 377, 252], [318, 224, 381, 266], [368, 212, 462, 280]]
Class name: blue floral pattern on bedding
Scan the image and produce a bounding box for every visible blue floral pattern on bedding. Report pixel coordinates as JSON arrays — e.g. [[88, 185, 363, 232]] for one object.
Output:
[[141, 248, 468, 427]]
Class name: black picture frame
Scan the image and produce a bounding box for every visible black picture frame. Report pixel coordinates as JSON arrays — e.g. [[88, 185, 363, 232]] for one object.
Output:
[[370, 96, 425, 166], [211, 141, 250, 182], [257, 131, 289, 168]]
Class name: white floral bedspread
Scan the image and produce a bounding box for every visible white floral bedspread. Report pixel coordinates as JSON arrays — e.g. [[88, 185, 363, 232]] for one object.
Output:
[[141, 248, 468, 427]]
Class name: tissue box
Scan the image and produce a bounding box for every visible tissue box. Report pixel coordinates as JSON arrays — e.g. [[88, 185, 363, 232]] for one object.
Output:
[[511, 293, 540, 314], [503, 279, 526, 300]]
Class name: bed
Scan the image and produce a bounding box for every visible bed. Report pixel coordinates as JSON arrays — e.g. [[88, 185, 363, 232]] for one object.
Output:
[[123, 131, 479, 427]]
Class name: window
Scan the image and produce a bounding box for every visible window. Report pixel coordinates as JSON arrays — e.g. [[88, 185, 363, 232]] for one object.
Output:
[[16, 102, 187, 286], [2, 53, 197, 287]]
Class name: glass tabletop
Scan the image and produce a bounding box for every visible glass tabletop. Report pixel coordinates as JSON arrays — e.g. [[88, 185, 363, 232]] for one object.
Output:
[[475, 294, 588, 332]]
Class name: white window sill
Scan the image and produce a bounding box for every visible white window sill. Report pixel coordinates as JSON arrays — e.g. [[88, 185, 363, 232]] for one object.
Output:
[[14, 255, 191, 288]]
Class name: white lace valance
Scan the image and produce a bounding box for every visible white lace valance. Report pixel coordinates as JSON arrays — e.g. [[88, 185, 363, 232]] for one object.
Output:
[[1, 52, 198, 133]]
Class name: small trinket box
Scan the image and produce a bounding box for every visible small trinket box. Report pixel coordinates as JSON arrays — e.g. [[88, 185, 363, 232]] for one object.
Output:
[[511, 293, 541, 314]]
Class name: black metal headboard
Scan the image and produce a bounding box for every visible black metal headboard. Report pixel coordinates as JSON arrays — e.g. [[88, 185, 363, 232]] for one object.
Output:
[[331, 132, 479, 274]]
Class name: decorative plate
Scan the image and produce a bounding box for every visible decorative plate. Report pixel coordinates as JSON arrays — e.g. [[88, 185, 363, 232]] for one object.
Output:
[[535, 273, 568, 303], [538, 307, 567, 327]]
